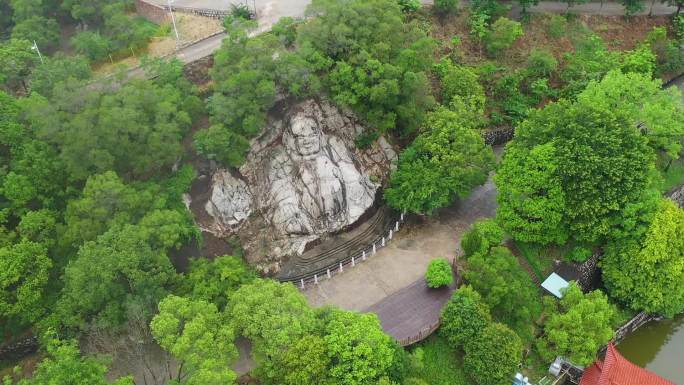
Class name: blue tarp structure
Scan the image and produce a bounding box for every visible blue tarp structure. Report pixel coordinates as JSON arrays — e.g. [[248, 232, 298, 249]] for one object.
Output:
[[541, 272, 570, 298]]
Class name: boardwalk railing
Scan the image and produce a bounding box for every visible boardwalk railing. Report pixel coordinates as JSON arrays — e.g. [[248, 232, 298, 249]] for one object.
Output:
[[399, 321, 441, 346], [283, 212, 407, 290]]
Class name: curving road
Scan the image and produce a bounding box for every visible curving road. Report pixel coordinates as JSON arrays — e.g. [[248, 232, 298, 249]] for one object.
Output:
[[137, 0, 678, 73]]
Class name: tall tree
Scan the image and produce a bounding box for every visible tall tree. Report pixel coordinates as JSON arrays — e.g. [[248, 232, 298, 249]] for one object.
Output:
[[150, 295, 238, 385], [576, 70, 684, 165], [0, 241, 51, 328], [385, 108, 494, 214], [185, 255, 256, 310], [227, 279, 317, 380], [57, 225, 177, 330], [496, 97, 654, 244], [440, 286, 492, 349], [464, 246, 541, 341], [323, 309, 396, 385], [602, 199, 684, 317], [463, 323, 522, 385], [0, 39, 37, 93], [536, 283, 617, 366], [16, 338, 133, 385]]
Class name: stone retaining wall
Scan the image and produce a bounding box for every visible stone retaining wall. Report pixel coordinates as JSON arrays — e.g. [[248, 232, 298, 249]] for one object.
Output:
[[0, 337, 38, 362], [134, 0, 170, 24], [668, 182, 684, 207]]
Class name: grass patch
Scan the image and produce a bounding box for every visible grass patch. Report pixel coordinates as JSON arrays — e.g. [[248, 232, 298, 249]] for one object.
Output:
[[660, 159, 684, 193], [406, 334, 468, 385], [515, 242, 555, 280]]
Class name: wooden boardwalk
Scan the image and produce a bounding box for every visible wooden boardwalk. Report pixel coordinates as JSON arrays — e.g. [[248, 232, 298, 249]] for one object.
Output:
[[365, 277, 456, 346]]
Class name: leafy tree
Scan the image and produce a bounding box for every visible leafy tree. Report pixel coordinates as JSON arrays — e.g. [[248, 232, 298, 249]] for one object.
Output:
[[464, 247, 541, 341], [25, 79, 192, 181], [151, 295, 238, 385], [193, 124, 251, 167], [618, 0, 644, 15], [495, 143, 568, 245], [425, 258, 453, 288], [299, 0, 436, 136], [576, 70, 684, 164], [29, 55, 92, 97], [16, 338, 133, 385], [137, 209, 197, 252], [602, 199, 684, 317], [485, 18, 523, 56], [227, 279, 317, 380], [436, 61, 485, 118], [463, 323, 522, 385], [440, 286, 492, 349], [560, 34, 621, 97], [398, 0, 421, 13], [271, 17, 298, 46], [460, 219, 505, 258], [70, 31, 111, 61], [0, 0, 13, 36], [9, 0, 47, 22], [621, 44, 656, 75], [0, 241, 51, 327], [57, 225, 177, 330], [185, 255, 256, 310], [62, 171, 154, 247], [323, 309, 396, 385], [385, 108, 495, 214], [496, 97, 654, 244], [10, 16, 60, 52], [536, 283, 616, 366], [17, 209, 57, 247], [434, 0, 459, 14], [270, 335, 333, 385], [0, 39, 37, 93]]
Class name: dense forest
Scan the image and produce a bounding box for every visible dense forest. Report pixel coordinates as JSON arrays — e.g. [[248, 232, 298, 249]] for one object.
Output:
[[1, 0, 684, 384]]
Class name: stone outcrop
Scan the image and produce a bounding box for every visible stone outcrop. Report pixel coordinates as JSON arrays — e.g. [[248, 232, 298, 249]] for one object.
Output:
[[203, 99, 396, 274], [668, 182, 684, 207]]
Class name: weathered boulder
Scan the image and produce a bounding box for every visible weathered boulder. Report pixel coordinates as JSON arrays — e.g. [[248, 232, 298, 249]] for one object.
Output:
[[203, 99, 396, 274]]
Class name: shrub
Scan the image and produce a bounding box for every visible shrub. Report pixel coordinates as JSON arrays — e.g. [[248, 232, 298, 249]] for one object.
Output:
[[425, 258, 454, 288], [460, 219, 504, 258], [398, 0, 422, 12], [547, 15, 567, 38], [565, 246, 592, 263], [440, 286, 491, 349], [230, 3, 253, 20], [526, 48, 558, 77], [485, 17, 523, 56], [435, 0, 460, 14]]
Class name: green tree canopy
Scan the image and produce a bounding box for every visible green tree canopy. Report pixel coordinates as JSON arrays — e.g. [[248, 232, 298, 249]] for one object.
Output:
[[23, 79, 192, 181], [536, 283, 617, 366], [10, 16, 60, 52], [227, 279, 317, 379], [440, 286, 492, 349], [460, 219, 505, 258], [602, 198, 684, 317], [0, 39, 37, 93], [16, 338, 133, 385], [496, 96, 654, 244], [270, 335, 333, 385], [29, 54, 92, 98], [57, 225, 177, 330], [464, 246, 541, 341], [323, 309, 396, 385], [463, 323, 522, 385], [0, 240, 51, 327], [485, 18, 523, 56], [425, 258, 454, 288], [385, 108, 494, 214], [185, 255, 256, 310], [576, 70, 684, 163], [150, 295, 238, 385]]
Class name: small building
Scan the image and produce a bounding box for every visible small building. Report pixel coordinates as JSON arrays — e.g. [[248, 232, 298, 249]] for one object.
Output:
[[579, 343, 675, 385], [541, 272, 570, 298]]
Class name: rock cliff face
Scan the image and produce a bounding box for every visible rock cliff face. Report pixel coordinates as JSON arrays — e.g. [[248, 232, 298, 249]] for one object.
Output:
[[203, 99, 396, 274]]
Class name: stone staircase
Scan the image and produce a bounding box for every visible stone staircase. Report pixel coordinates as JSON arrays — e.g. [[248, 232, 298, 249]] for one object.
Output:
[[277, 206, 395, 282]]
